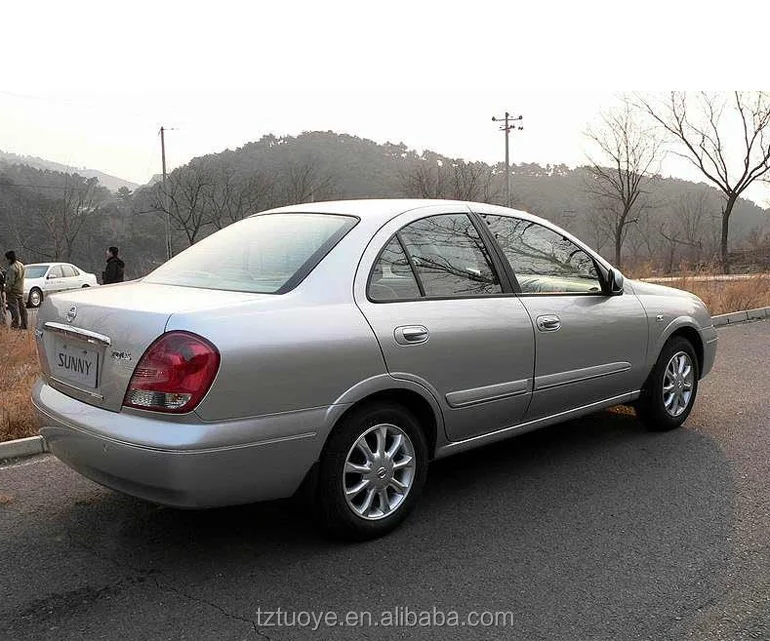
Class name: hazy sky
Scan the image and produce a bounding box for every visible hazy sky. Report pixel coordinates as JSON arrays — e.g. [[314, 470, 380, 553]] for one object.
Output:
[[2, 1, 769, 204]]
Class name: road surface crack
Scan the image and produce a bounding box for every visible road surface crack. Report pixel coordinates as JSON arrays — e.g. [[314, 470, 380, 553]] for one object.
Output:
[[72, 540, 271, 640]]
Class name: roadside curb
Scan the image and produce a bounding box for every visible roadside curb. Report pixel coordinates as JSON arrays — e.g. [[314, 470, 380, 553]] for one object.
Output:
[[0, 435, 49, 463], [712, 306, 770, 327]]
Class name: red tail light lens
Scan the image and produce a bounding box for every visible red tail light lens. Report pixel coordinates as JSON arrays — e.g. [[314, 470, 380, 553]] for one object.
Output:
[[123, 331, 220, 413]]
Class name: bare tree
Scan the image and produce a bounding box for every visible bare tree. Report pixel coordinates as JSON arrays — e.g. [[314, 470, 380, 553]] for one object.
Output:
[[399, 160, 498, 202], [206, 166, 274, 230], [662, 191, 721, 271], [277, 160, 337, 205], [584, 103, 662, 268], [153, 161, 212, 248], [632, 91, 770, 273], [10, 175, 107, 261]]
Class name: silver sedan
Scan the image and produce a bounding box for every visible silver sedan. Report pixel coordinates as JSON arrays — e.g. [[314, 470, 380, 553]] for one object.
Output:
[[32, 200, 717, 539]]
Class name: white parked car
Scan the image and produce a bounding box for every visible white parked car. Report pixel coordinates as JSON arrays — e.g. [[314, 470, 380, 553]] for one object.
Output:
[[23, 262, 99, 308]]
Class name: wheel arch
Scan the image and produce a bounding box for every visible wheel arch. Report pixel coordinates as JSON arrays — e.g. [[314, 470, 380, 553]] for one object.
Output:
[[668, 325, 704, 377], [296, 378, 443, 505], [325, 375, 444, 459]]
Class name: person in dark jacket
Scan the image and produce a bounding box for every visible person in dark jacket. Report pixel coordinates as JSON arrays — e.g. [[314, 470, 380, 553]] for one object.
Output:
[[0, 266, 6, 326], [102, 246, 125, 284], [4, 250, 27, 330]]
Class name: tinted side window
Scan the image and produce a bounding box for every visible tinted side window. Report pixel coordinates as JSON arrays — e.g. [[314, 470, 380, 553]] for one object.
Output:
[[48, 266, 64, 279], [482, 215, 602, 294], [368, 236, 421, 301], [399, 214, 502, 298], [61, 265, 77, 277]]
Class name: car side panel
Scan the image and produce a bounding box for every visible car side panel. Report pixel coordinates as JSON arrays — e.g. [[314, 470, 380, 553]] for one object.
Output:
[[627, 280, 717, 376], [182, 297, 388, 423], [351, 204, 537, 442], [520, 293, 649, 420]]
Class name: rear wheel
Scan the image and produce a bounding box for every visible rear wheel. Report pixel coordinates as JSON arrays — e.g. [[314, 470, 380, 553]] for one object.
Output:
[[27, 288, 42, 308], [636, 336, 699, 431], [316, 403, 428, 540]]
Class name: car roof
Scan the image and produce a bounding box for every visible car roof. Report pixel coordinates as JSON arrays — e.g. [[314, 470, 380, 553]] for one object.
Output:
[[26, 262, 75, 268], [253, 198, 538, 225]]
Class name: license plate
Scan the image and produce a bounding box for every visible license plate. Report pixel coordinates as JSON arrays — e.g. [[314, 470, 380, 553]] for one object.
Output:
[[52, 339, 99, 389]]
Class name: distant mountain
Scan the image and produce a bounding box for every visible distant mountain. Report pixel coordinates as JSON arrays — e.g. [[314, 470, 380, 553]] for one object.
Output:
[[0, 150, 138, 192]]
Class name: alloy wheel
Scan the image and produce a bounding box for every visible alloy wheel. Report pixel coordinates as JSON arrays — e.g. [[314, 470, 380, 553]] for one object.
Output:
[[662, 351, 695, 417], [343, 423, 416, 520]]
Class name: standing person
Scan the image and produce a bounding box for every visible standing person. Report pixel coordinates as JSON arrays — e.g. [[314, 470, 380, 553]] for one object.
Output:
[[0, 266, 6, 326], [4, 250, 28, 330], [102, 246, 125, 284]]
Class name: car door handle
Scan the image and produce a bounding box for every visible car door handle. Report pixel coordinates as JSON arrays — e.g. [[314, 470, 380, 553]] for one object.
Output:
[[394, 325, 429, 345], [536, 315, 561, 332]]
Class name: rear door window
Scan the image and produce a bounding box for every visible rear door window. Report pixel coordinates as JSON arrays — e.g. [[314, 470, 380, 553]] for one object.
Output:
[[398, 214, 502, 298], [368, 213, 502, 301]]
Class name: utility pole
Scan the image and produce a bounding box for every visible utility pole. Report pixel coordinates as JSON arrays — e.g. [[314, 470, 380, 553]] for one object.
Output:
[[160, 126, 172, 261], [491, 111, 523, 207]]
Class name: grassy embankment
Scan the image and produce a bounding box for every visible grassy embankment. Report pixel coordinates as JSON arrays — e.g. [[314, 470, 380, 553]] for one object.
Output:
[[0, 327, 39, 443]]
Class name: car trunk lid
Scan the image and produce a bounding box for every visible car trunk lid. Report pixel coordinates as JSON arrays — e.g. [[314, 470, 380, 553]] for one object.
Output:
[[35, 282, 257, 412]]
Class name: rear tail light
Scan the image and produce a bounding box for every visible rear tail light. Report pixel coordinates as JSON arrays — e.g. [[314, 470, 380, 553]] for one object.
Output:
[[123, 331, 220, 413]]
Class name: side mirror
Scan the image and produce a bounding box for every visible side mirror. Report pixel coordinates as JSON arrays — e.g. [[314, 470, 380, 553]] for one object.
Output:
[[607, 268, 624, 295], [47, 274, 54, 280]]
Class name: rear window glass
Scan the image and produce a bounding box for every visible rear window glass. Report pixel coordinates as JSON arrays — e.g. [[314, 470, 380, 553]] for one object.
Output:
[[144, 213, 357, 294], [26, 266, 49, 278]]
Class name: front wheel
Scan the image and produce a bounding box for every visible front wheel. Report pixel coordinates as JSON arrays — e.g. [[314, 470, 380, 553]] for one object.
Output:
[[316, 403, 428, 540], [27, 288, 42, 308], [635, 337, 699, 431]]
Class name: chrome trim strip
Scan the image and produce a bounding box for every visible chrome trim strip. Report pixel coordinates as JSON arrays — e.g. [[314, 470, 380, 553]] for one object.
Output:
[[536, 361, 631, 390], [44, 322, 112, 347], [436, 391, 641, 458], [446, 378, 530, 408], [49, 376, 105, 400]]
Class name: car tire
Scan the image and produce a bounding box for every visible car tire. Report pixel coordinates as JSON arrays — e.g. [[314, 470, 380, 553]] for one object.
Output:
[[81, 284, 90, 288], [316, 402, 428, 540], [635, 336, 699, 431], [27, 288, 42, 308]]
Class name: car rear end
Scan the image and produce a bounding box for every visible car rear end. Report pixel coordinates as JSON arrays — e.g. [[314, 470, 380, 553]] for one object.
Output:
[[32, 210, 377, 508]]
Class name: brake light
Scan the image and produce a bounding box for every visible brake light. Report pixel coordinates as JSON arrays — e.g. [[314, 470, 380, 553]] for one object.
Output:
[[123, 331, 220, 413]]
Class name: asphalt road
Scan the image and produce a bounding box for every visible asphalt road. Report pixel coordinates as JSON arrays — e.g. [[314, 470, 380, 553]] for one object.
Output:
[[1, 320, 769, 641]]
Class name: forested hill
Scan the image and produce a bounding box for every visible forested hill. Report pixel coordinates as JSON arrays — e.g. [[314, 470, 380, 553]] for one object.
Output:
[[1, 131, 768, 278], [0, 150, 138, 192], [131, 131, 768, 266]]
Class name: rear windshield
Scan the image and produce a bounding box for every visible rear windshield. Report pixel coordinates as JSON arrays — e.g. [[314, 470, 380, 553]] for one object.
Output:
[[25, 266, 49, 278], [144, 213, 357, 294]]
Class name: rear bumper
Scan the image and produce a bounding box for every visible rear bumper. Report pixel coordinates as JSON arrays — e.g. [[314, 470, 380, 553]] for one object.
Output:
[[32, 379, 330, 508]]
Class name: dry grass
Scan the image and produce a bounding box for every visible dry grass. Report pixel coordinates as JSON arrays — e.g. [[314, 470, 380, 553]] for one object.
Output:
[[652, 275, 770, 316], [0, 326, 41, 443]]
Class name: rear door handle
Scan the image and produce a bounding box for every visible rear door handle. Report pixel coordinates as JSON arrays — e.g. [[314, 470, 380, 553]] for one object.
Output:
[[394, 325, 429, 345], [536, 315, 561, 332]]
